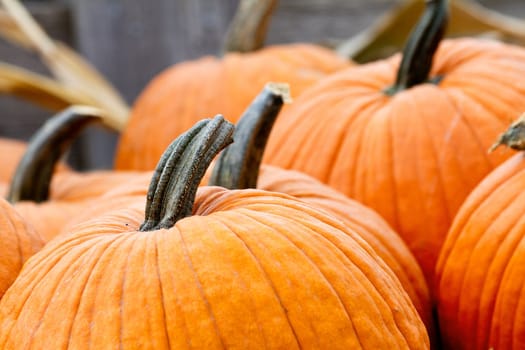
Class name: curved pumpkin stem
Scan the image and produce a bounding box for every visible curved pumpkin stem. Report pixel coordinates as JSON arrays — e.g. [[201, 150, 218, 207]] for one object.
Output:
[[209, 83, 290, 189], [140, 116, 234, 231], [386, 0, 448, 95], [7, 105, 103, 203], [222, 0, 279, 53], [490, 113, 525, 152]]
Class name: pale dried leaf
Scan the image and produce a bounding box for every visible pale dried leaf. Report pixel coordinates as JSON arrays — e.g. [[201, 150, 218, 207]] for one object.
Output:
[[1, 0, 129, 131], [337, 0, 525, 63], [0, 8, 34, 49], [0, 62, 95, 111]]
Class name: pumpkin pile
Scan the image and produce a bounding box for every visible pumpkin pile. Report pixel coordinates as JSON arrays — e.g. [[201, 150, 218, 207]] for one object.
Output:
[[2, 0, 525, 348]]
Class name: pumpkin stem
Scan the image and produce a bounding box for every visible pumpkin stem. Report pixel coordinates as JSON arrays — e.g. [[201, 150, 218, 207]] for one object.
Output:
[[140, 116, 234, 231], [209, 83, 290, 189], [489, 113, 525, 152], [7, 106, 103, 203], [386, 0, 448, 95], [222, 0, 279, 54]]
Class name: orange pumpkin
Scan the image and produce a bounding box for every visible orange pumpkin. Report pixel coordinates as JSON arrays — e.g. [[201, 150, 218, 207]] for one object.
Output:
[[263, 0, 525, 287], [435, 118, 525, 350], [0, 198, 42, 299], [206, 83, 434, 341], [0, 116, 429, 349], [113, 0, 350, 170]]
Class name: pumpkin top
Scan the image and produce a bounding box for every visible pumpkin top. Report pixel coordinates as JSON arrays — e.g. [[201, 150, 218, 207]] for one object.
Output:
[[386, 0, 448, 94]]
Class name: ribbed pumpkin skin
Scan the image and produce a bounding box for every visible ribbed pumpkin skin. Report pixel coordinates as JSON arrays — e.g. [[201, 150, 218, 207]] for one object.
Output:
[[0, 198, 43, 298], [255, 165, 433, 336], [65, 164, 432, 335], [114, 44, 350, 170], [435, 153, 525, 350], [0, 187, 429, 349], [263, 38, 525, 286]]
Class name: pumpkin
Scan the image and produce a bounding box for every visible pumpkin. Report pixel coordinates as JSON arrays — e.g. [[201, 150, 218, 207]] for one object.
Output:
[[205, 83, 435, 345], [263, 0, 525, 288], [0, 198, 42, 299], [435, 117, 525, 350], [113, 0, 350, 171], [0, 116, 429, 349]]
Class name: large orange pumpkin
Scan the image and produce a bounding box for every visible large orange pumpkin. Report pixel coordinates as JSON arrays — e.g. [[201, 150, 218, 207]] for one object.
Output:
[[206, 83, 435, 342], [0, 116, 429, 349], [263, 0, 525, 287], [435, 118, 525, 350], [113, 0, 350, 170]]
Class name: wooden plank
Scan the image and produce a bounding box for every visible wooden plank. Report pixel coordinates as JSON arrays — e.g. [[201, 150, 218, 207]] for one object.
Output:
[[69, 0, 240, 169]]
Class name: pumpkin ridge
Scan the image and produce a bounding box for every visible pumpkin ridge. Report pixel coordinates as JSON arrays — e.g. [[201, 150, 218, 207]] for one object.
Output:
[[490, 227, 525, 348], [470, 206, 525, 348], [283, 95, 332, 171], [226, 208, 367, 348], [492, 248, 525, 348], [152, 230, 194, 348], [66, 235, 132, 348], [385, 104, 402, 231], [416, 91, 453, 227], [175, 223, 227, 349], [152, 234, 172, 349], [262, 207, 418, 347], [440, 88, 493, 180], [0, 232, 88, 341], [237, 205, 417, 347], [436, 159, 525, 280], [448, 69, 525, 125], [23, 235, 118, 349], [451, 190, 522, 347], [325, 95, 387, 187], [208, 214, 301, 348], [78, 231, 137, 348], [447, 176, 519, 281]]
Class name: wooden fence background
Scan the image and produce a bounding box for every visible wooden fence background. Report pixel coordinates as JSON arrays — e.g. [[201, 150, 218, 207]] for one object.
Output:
[[1, 0, 524, 169]]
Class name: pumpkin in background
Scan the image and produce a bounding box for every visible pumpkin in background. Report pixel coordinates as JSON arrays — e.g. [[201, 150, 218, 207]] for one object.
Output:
[[0, 116, 429, 349], [113, 0, 350, 171], [0, 198, 42, 299], [0, 138, 28, 184], [435, 118, 525, 350], [263, 0, 525, 288], [204, 83, 436, 344], [0, 137, 69, 187]]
